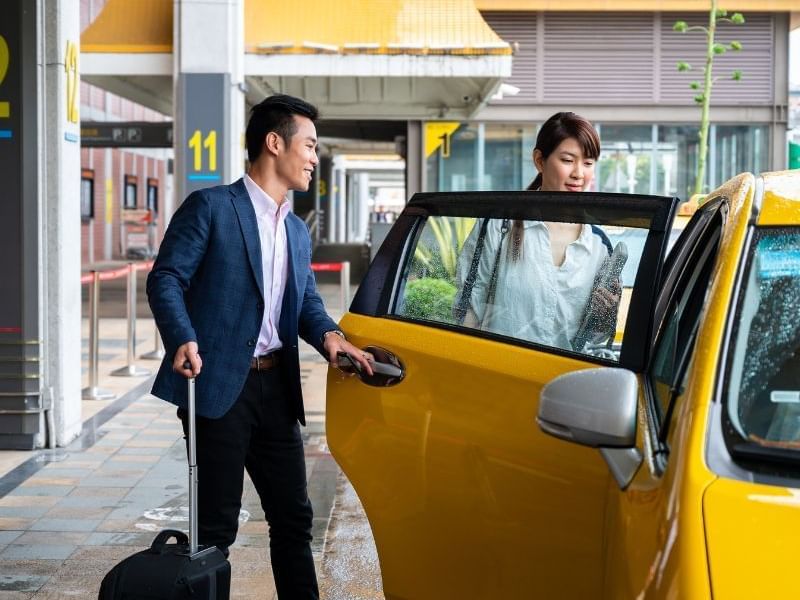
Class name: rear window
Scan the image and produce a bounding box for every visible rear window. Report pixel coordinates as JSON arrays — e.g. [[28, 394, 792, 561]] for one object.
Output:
[[725, 229, 800, 457]]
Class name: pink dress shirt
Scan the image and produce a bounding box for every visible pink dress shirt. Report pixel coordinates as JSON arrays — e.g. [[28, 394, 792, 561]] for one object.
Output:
[[243, 175, 290, 356]]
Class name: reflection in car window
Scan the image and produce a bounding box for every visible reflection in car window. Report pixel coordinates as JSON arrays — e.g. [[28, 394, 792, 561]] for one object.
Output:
[[394, 216, 648, 362], [727, 230, 800, 447]]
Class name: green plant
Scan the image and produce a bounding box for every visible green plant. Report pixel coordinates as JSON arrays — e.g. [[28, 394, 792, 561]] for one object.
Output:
[[401, 278, 457, 322], [674, 2, 745, 196], [413, 217, 476, 282]]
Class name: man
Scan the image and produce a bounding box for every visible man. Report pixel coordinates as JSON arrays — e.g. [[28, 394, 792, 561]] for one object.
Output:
[[147, 94, 371, 599]]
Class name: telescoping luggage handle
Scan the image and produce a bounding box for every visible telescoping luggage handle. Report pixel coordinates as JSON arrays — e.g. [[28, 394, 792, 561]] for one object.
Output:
[[183, 361, 199, 555]]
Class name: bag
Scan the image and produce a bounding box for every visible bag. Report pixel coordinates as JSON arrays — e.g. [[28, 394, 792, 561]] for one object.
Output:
[[99, 374, 231, 599], [571, 240, 628, 352], [454, 218, 509, 327], [98, 529, 230, 599]]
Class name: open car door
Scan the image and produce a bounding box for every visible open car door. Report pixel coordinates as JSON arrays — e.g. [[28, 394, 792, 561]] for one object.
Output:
[[326, 190, 678, 599]]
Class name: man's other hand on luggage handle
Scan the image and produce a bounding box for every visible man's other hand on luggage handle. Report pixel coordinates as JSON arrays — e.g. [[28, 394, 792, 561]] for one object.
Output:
[[174, 341, 202, 378]]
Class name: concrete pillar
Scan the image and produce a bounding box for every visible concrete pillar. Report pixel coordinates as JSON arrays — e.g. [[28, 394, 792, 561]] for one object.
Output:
[[42, 0, 81, 447], [0, 0, 81, 449], [174, 0, 245, 205], [406, 120, 422, 197], [336, 166, 347, 243], [356, 172, 370, 242]]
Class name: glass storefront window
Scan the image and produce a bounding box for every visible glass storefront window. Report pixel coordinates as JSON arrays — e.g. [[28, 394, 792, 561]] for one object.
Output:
[[714, 125, 769, 185], [425, 121, 770, 202], [658, 125, 700, 200], [425, 123, 537, 192], [596, 125, 653, 195]]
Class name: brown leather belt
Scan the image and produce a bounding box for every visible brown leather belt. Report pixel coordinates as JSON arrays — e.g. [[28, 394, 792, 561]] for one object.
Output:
[[249, 352, 280, 371]]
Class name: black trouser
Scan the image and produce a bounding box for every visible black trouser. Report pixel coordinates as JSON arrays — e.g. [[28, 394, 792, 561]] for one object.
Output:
[[178, 367, 318, 600]]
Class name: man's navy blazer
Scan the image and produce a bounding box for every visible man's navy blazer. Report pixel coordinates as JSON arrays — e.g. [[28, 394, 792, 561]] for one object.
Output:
[[146, 178, 338, 423]]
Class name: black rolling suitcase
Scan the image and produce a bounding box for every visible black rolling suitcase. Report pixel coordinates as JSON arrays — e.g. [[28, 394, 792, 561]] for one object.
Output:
[[99, 371, 231, 599]]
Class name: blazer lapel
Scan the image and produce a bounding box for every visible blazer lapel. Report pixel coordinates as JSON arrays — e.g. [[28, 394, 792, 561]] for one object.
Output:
[[229, 179, 265, 299], [279, 219, 298, 339]]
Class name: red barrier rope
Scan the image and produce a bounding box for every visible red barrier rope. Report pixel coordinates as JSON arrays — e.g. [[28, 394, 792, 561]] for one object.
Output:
[[80, 261, 155, 285], [311, 262, 345, 272]]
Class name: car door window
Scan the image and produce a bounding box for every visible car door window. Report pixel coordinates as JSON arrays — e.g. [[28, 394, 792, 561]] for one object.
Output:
[[369, 191, 677, 369], [723, 228, 800, 464], [646, 197, 726, 451]]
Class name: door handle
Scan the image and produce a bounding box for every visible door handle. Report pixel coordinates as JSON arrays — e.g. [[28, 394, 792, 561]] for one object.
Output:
[[337, 345, 405, 387]]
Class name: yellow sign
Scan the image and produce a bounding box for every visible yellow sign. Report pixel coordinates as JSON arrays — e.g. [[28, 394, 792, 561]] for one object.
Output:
[[425, 122, 461, 159], [64, 41, 78, 124], [105, 179, 113, 224], [188, 129, 218, 172], [0, 34, 10, 119]]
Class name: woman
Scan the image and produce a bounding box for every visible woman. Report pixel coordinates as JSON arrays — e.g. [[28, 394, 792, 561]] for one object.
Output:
[[455, 111, 619, 351]]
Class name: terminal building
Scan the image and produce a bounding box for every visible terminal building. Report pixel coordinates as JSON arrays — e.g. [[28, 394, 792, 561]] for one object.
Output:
[[0, 0, 797, 449]]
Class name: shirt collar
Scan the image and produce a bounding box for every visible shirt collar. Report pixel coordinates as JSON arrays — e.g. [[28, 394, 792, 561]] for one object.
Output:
[[528, 220, 594, 250], [244, 174, 289, 219]]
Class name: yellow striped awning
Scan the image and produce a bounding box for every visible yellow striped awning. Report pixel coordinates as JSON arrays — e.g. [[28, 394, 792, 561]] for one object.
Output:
[[81, 0, 511, 56], [246, 0, 511, 55], [81, 0, 172, 53]]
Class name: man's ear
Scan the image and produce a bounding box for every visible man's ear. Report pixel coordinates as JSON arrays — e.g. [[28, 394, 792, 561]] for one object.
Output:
[[264, 131, 282, 157]]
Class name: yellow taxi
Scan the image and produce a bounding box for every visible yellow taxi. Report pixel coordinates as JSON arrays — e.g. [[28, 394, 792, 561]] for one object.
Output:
[[326, 170, 800, 599]]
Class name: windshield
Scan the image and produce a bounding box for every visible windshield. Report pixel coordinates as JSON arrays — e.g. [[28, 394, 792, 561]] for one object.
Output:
[[725, 229, 800, 455]]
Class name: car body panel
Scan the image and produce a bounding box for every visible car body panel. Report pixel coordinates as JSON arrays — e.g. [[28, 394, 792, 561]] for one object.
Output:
[[757, 170, 800, 226], [327, 313, 609, 599], [600, 174, 757, 599], [703, 478, 800, 599], [325, 172, 800, 598]]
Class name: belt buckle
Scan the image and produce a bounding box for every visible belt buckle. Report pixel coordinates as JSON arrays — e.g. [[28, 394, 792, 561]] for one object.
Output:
[[257, 355, 266, 370]]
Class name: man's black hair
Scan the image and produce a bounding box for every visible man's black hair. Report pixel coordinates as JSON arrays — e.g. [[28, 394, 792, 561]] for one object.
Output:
[[245, 94, 319, 163]]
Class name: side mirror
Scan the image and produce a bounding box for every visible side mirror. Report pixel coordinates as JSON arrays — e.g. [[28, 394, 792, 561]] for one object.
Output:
[[537, 368, 642, 489], [537, 367, 638, 447]]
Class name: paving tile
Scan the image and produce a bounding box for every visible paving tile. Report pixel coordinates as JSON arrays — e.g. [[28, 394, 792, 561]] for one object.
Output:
[[0, 544, 76, 560], [83, 531, 157, 546], [0, 506, 51, 519], [21, 477, 80, 488], [68, 545, 143, 562], [54, 496, 118, 510], [89, 468, 147, 478], [67, 486, 128, 499], [106, 454, 159, 464], [237, 520, 268, 535], [32, 574, 105, 598], [0, 518, 34, 531], [0, 591, 35, 599], [0, 559, 61, 577], [79, 477, 142, 488], [0, 496, 60, 508], [13, 532, 87, 546], [115, 447, 166, 456], [230, 576, 277, 599], [6, 486, 73, 499], [0, 574, 51, 593], [231, 533, 269, 548], [123, 439, 173, 448], [44, 506, 111, 520], [28, 519, 101, 532], [94, 519, 143, 533], [0, 532, 22, 546]]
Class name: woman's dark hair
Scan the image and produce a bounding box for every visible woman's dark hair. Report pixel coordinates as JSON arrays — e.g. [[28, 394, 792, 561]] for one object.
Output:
[[527, 112, 600, 191], [245, 94, 319, 163], [510, 112, 600, 261]]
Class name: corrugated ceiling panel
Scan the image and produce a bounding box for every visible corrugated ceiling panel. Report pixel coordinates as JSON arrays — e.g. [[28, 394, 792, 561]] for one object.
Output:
[[660, 12, 773, 104], [542, 13, 656, 103], [483, 11, 538, 104]]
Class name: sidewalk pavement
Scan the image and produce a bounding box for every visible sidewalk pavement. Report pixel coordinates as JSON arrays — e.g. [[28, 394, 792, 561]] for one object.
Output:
[[0, 283, 382, 599]]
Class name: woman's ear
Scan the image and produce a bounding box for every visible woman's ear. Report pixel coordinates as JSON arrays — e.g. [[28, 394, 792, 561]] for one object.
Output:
[[532, 149, 544, 173]]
